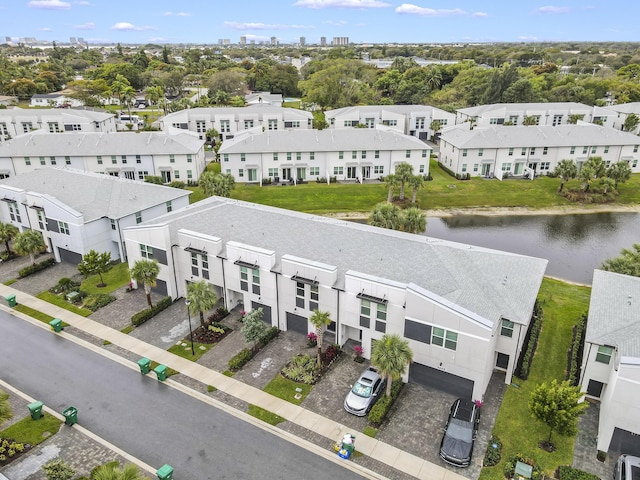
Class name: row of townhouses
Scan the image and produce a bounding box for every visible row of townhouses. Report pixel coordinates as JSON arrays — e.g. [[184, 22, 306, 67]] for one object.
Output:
[[0, 129, 206, 182], [217, 128, 432, 184]]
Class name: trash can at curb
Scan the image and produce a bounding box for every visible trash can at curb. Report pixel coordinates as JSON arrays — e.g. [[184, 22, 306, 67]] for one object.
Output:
[[154, 364, 167, 382], [49, 318, 63, 332], [62, 406, 78, 426], [156, 464, 174, 480], [5, 294, 16, 307], [27, 401, 43, 420], [138, 357, 151, 375]]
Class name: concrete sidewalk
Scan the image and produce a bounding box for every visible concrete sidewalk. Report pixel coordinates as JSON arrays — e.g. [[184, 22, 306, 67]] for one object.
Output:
[[0, 284, 466, 480]]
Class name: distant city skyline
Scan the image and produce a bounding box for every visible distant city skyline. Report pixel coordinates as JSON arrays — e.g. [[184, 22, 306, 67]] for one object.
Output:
[[1, 0, 639, 45]]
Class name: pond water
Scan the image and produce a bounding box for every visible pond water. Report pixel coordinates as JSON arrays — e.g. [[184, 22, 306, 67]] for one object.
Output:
[[423, 212, 640, 285]]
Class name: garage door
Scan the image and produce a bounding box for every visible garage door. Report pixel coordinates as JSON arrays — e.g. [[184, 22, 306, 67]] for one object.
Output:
[[409, 362, 474, 400], [286, 312, 308, 334], [58, 247, 82, 265], [152, 279, 167, 296], [251, 301, 272, 325], [609, 428, 640, 456]]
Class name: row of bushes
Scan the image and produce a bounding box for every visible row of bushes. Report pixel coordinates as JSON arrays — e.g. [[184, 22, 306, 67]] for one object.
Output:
[[557, 466, 600, 480], [131, 296, 172, 326], [207, 307, 229, 323], [18, 258, 55, 278], [315, 176, 338, 183], [367, 379, 403, 426], [228, 326, 279, 371], [566, 313, 587, 386], [516, 301, 544, 380]]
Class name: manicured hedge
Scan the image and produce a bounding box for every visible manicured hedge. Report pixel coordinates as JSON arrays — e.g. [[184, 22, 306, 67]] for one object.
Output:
[[18, 258, 55, 278], [566, 314, 587, 385], [228, 327, 280, 371], [557, 466, 600, 480], [131, 296, 172, 326], [516, 300, 544, 380], [367, 379, 403, 426]]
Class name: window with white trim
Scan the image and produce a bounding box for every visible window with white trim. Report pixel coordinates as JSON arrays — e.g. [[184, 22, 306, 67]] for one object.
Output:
[[596, 345, 614, 364], [374, 165, 384, 174], [359, 300, 387, 333], [140, 244, 154, 259], [8, 202, 21, 222], [310, 167, 319, 176], [135, 212, 142, 224], [431, 327, 458, 350], [58, 221, 70, 235], [240, 266, 260, 294], [37, 210, 45, 230], [334, 166, 343, 175], [191, 253, 209, 280], [501, 320, 514, 337]]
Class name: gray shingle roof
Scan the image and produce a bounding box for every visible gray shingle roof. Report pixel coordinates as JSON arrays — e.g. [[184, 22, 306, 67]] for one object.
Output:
[[160, 104, 312, 122], [0, 167, 190, 221], [0, 107, 113, 123], [137, 197, 547, 326], [440, 124, 640, 149], [0, 130, 204, 156], [587, 269, 640, 359], [605, 102, 640, 114], [325, 104, 451, 118], [217, 128, 429, 154], [457, 102, 591, 116]]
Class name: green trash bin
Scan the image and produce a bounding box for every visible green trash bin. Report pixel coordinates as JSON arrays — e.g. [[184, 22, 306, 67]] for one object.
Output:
[[154, 364, 167, 382], [62, 406, 78, 426], [5, 294, 16, 307], [27, 401, 43, 420], [49, 318, 63, 332], [138, 357, 151, 375], [156, 464, 173, 480]]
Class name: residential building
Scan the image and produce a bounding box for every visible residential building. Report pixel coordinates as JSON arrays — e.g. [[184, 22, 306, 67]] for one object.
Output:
[[456, 102, 593, 127], [0, 129, 206, 183], [580, 270, 640, 456], [157, 105, 313, 141], [123, 197, 547, 400], [245, 92, 283, 107], [332, 37, 349, 45], [0, 168, 190, 263], [325, 105, 455, 141], [217, 128, 431, 184], [593, 102, 640, 134], [30, 93, 84, 108], [0, 96, 18, 107], [0, 107, 116, 142], [439, 123, 640, 179]]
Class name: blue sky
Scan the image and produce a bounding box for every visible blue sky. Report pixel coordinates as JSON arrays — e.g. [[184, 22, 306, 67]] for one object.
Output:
[[1, 0, 638, 45]]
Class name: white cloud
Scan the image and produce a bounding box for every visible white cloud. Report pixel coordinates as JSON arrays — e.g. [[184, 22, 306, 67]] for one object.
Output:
[[323, 20, 348, 26], [110, 22, 154, 31], [74, 1, 92, 5], [294, 0, 390, 9], [164, 11, 191, 16], [40, 27, 53, 31], [519, 35, 539, 41], [537, 6, 570, 13], [28, 0, 70, 9], [73, 22, 95, 30], [395, 4, 486, 16], [224, 21, 311, 30]]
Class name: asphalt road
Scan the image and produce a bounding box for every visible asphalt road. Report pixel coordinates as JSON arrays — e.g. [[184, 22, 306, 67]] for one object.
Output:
[[0, 311, 366, 480]]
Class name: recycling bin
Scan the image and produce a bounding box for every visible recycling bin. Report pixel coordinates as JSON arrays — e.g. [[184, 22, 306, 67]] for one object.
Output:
[[62, 406, 78, 426], [49, 318, 63, 332], [5, 294, 16, 307], [138, 357, 151, 375], [154, 364, 167, 382], [27, 401, 43, 420], [156, 464, 174, 480]]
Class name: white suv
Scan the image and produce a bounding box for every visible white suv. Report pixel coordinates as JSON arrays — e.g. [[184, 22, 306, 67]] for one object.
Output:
[[614, 454, 640, 480]]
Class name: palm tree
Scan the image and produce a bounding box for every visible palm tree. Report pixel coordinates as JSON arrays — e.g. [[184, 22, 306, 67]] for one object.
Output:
[[553, 159, 577, 192], [13, 230, 45, 265], [606, 161, 632, 189], [599, 177, 616, 194], [523, 115, 538, 126], [129, 259, 160, 309], [186, 280, 218, 328], [144, 85, 164, 108], [120, 85, 136, 120], [394, 162, 414, 201], [580, 156, 606, 192], [309, 310, 332, 366], [91, 462, 149, 480], [369, 203, 402, 230], [383, 174, 398, 203], [0, 222, 19, 255], [199, 172, 236, 197], [623, 113, 640, 132], [408, 175, 424, 204], [400, 207, 426, 234], [371, 334, 413, 397]]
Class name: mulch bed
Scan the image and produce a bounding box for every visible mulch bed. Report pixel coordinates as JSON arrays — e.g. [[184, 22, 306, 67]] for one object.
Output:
[[190, 324, 232, 344], [0, 438, 33, 468]]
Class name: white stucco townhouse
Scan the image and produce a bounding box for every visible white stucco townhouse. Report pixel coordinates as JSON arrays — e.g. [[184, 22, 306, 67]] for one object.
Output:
[[0, 107, 116, 142], [0, 168, 190, 264], [30, 93, 84, 108], [455, 102, 594, 127], [592, 103, 640, 134], [580, 270, 640, 456], [439, 123, 640, 179], [0, 129, 206, 183], [325, 105, 456, 141], [158, 104, 313, 141], [217, 128, 431, 184], [245, 92, 283, 106], [123, 197, 547, 401]]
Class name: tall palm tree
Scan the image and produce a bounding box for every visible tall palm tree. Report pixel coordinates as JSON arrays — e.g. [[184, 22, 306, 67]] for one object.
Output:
[[553, 159, 577, 192], [309, 309, 332, 366], [369, 203, 402, 230], [400, 207, 426, 234], [394, 162, 414, 201], [0, 222, 19, 255], [371, 333, 413, 397], [129, 259, 160, 309], [120, 85, 137, 120], [186, 280, 218, 328], [606, 161, 632, 189], [13, 230, 45, 265], [383, 174, 398, 203], [408, 175, 424, 204], [91, 462, 149, 480]]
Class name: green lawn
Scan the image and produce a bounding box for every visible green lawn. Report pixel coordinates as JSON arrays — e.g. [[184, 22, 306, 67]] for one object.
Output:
[[80, 262, 130, 295], [263, 374, 313, 406], [480, 278, 592, 480], [0, 414, 62, 445], [36, 291, 92, 317], [167, 341, 214, 362], [247, 404, 286, 426]]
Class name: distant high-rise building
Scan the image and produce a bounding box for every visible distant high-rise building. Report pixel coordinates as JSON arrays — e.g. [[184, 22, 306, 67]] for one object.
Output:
[[270, 36, 277, 45], [223, 39, 230, 45], [299, 36, 306, 46], [5, 37, 11, 43], [320, 37, 326, 46], [70, 37, 76, 44], [332, 37, 349, 46], [218, 39, 223, 45], [250, 39, 255, 45], [240, 36, 246, 45], [78, 37, 85, 44]]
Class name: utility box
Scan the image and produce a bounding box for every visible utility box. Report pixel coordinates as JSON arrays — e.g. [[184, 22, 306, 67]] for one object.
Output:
[[5, 294, 16, 307], [27, 401, 43, 420], [156, 464, 174, 480], [154, 364, 167, 382], [49, 318, 63, 332], [138, 357, 151, 375]]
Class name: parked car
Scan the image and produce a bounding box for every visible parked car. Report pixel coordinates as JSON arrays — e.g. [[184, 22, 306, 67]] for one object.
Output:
[[343, 366, 386, 416], [439, 398, 481, 467], [614, 454, 640, 480]]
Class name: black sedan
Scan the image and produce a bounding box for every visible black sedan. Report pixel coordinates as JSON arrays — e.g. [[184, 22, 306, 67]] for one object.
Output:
[[439, 398, 481, 467]]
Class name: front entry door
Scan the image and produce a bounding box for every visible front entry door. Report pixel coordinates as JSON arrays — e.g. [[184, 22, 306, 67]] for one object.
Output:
[[161, 170, 172, 183], [347, 166, 357, 179], [282, 168, 291, 180], [528, 162, 538, 173], [361, 166, 371, 179], [481, 164, 491, 177], [296, 167, 306, 180]]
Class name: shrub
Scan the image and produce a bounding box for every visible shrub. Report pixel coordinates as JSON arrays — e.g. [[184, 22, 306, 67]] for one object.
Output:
[[0, 438, 25, 462], [228, 348, 254, 371], [323, 344, 342, 364], [18, 258, 55, 278], [168, 180, 186, 189], [262, 178, 272, 185], [306, 332, 317, 347], [208, 324, 226, 335], [50, 277, 81, 295], [131, 296, 172, 326], [207, 307, 229, 323], [566, 314, 587, 385], [516, 301, 544, 380], [42, 458, 75, 480], [258, 326, 279, 347], [437, 161, 457, 178], [367, 380, 403, 426], [82, 294, 116, 312], [281, 354, 317, 384], [483, 435, 502, 467], [557, 466, 600, 480], [0, 251, 16, 262]]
